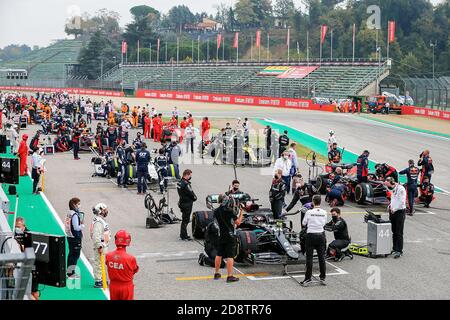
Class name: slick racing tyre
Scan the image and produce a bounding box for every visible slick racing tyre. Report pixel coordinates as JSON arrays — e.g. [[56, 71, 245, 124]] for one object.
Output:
[[355, 183, 373, 205], [234, 230, 258, 263], [192, 211, 215, 239]]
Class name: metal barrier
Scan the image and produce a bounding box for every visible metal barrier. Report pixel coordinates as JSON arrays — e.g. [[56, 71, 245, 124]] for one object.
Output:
[[0, 207, 35, 300]]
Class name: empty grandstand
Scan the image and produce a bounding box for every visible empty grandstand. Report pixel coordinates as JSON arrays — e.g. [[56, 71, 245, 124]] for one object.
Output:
[[101, 61, 390, 99], [0, 40, 83, 83]]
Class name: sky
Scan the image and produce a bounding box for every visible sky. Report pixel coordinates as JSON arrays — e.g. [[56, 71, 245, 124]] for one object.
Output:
[[0, 0, 445, 49]]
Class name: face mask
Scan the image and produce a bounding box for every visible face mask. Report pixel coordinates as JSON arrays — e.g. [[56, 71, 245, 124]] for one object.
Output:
[[332, 216, 338, 223], [15, 228, 24, 235], [284, 156, 289, 160], [388, 185, 395, 190], [233, 187, 239, 192], [188, 177, 192, 181], [274, 175, 279, 180]]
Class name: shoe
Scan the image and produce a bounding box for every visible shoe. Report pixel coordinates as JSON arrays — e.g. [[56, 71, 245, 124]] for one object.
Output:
[[181, 237, 193, 241], [320, 278, 327, 286], [214, 273, 221, 280], [300, 278, 313, 287], [424, 204, 430, 208], [393, 252, 402, 259], [226, 276, 239, 283], [94, 281, 103, 288], [407, 212, 414, 216]]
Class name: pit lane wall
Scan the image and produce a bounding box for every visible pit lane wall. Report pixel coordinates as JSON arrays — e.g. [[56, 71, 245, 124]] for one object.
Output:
[[401, 106, 450, 121], [135, 89, 335, 112], [0, 86, 124, 97]]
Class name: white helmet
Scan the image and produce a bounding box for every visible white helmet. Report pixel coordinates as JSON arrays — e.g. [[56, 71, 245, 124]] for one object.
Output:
[[329, 130, 334, 135], [93, 203, 108, 215]]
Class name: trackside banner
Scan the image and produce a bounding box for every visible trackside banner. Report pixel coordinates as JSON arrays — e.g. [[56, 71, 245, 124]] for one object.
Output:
[[0, 86, 124, 97], [402, 106, 450, 121], [135, 89, 335, 112]]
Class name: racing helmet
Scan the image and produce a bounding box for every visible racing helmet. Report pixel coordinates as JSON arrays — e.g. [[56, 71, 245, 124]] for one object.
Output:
[[115, 230, 131, 247], [93, 203, 108, 215]]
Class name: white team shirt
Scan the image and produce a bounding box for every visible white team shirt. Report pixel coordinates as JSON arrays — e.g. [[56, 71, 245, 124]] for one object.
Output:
[[302, 208, 327, 233]]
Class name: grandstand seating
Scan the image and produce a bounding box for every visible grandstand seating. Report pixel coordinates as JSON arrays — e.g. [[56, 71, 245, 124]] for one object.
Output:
[[0, 40, 83, 80], [103, 63, 389, 99]]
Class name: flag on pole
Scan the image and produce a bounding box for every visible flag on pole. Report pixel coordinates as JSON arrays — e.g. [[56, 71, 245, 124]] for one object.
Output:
[[121, 41, 127, 54], [217, 33, 222, 49], [321, 25, 328, 44], [137, 40, 140, 62], [233, 32, 239, 49], [388, 21, 396, 43], [296, 41, 300, 55], [157, 38, 160, 51], [287, 28, 290, 47], [352, 23, 356, 62], [256, 30, 261, 48]]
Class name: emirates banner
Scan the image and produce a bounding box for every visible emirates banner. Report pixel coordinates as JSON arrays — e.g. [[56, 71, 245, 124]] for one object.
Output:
[[401, 106, 450, 121], [0, 86, 124, 97], [135, 89, 336, 112]]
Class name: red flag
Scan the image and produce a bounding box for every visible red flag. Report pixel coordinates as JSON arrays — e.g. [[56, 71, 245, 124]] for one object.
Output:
[[157, 38, 160, 51], [286, 28, 290, 47], [217, 34, 222, 49], [233, 32, 239, 49], [256, 30, 261, 48], [321, 25, 328, 44], [121, 41, 127, 54], [388, 21, 396, 43]]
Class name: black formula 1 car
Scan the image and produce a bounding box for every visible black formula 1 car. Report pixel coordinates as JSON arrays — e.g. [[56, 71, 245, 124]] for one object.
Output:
[[194, 192, 308, 266]]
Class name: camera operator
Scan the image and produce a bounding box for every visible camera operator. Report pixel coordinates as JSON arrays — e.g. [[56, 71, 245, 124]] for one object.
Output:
[[301, 195, 327, 287], [14, 217, 39, 300], [213, 195, 243, 283], [324, 208, 351, 261]]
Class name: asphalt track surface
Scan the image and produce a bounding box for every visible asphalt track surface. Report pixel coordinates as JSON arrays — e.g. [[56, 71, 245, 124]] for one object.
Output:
[[22, 98, 450, 300]]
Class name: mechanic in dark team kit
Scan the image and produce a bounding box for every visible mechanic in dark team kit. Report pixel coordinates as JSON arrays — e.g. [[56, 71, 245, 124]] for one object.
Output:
[[177, 169, 197, 241], [399, 160, 420, 215], [269, 170, 287, 220], [325, 208, 351, 261], [278, 130, 289, 157], [356, 150, 370, 183], [375, 163, 398, 182], [418, 150, 434, 183], [106, 230, 139, 300], [419, 176, 434, 208], [328, 143, 342, 164], [136, 143, 151, 195]]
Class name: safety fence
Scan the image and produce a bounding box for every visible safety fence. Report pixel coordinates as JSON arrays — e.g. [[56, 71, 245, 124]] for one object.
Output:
[[2, 85, 449, 121], [135, 89, 335, 112], [0, 208, 35, 300]]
